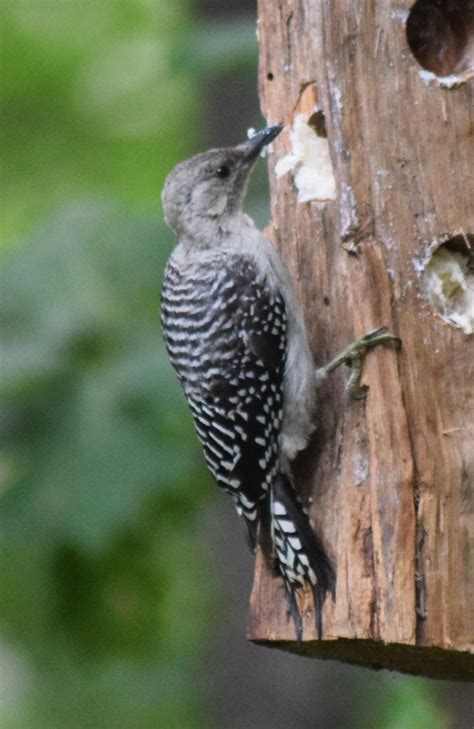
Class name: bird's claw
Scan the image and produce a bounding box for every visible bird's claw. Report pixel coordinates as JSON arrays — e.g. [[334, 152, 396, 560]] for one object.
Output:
[[321, 327, 401, 400]]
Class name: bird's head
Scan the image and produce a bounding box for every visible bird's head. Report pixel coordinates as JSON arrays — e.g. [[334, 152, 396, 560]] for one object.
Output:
[[162, 124, 282, 243]]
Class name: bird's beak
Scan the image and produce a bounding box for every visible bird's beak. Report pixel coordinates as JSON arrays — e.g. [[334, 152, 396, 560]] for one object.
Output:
[[241, 123, 283, 162]]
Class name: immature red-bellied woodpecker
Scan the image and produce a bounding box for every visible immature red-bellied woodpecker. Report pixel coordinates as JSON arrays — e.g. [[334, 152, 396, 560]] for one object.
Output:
[[160, 125, 399, 639]]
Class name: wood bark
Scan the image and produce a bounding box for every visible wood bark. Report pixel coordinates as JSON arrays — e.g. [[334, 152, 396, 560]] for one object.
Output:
[[248, 0, 474, 680]]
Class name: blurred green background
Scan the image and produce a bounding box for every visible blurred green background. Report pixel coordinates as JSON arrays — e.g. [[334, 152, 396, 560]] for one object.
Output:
[[0, 2, 471, 727]]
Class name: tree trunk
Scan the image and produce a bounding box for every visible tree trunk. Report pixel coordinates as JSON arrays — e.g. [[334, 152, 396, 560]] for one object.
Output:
[[248, 0, 474, 680]]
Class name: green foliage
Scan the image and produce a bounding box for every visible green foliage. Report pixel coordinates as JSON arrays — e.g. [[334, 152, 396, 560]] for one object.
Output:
[[355, 674, 451, 729], [0, 203, 213, 727], [377, 678, 449, 729], [0, 0, 259, 248], [0, 0, 197, 245]]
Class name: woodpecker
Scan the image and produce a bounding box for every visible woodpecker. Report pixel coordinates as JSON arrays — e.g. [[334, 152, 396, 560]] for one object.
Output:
[[160, 124, 337, 639]]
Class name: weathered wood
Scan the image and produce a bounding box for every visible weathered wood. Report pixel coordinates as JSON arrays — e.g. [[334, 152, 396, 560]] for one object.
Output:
[[249, 0, 474, 680]]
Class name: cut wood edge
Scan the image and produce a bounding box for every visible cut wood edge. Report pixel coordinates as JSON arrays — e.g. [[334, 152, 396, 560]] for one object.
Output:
[[249, 637, 474, 682]]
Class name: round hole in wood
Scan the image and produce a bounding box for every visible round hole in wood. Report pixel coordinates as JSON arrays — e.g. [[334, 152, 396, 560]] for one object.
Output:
[[406, 0, 474, 76], [423, 234, 474, 334]]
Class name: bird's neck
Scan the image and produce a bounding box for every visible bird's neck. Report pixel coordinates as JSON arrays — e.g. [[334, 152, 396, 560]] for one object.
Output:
[[180, 211, 258, 253]]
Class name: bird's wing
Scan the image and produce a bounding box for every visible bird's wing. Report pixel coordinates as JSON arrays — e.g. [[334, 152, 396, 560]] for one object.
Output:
[[161, 252, 287, 551]]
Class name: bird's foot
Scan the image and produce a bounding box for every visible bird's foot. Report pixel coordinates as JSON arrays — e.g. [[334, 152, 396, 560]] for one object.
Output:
[[317, 327, 401, 400]]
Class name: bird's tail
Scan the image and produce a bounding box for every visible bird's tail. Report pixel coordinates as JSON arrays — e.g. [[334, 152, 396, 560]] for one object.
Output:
[[269, 473, 336, 640]]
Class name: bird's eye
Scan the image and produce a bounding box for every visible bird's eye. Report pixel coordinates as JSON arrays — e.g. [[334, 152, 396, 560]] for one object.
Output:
[[216, 165, 231, 179]]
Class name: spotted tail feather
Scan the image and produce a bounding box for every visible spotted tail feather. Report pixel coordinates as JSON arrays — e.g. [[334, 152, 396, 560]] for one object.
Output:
[[270, 473, 336, 640]]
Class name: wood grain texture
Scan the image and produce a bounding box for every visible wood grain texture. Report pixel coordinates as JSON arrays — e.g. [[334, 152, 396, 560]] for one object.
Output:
[[249, 0, 473, 679]]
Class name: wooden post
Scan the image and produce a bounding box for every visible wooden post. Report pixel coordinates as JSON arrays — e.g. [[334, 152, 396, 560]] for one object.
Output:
[[248, 0, 474, 680]]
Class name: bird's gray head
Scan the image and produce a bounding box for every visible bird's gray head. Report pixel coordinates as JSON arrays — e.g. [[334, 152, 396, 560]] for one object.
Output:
[[162, 124, 282, 244]]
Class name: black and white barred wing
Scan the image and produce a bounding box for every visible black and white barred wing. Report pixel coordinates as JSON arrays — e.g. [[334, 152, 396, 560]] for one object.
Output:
[[160, 252, 287, 551]]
